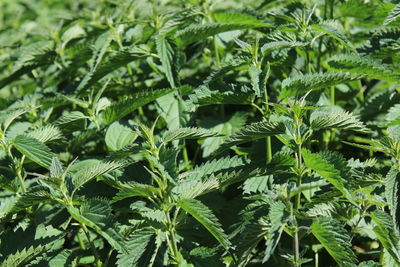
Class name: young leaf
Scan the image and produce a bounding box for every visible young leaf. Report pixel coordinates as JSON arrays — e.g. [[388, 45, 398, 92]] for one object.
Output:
[[311, 217, 357, 267], [178, 198, 231, 249], [13, 135, 54, 168], [111, 183, 160, 203]]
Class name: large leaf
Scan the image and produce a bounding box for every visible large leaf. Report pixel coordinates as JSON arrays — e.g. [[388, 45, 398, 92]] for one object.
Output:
[[370, 210, 400, 264], [178, 198, 231, 249], [13, 135, 54, 168], [280, 72, 360, 98], [67, 199, 127, 252], [101, 88, 177, 125], [302, 149, 353, 202], [310, 108, 368, 133], [311, 217, 357, 267], [385, 167, 400, 227]]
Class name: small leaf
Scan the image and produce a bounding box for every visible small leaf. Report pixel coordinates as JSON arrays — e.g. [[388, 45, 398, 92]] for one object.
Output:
[[105, 121, 137, 151], [163, 127, 219, 143]]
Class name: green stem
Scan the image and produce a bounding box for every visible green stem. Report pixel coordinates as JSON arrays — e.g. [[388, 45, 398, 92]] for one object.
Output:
[[266, 136, 272, 163], [293, 229, 300, 266], [81, 224, 102, 267], [77, 230, 86, 250], [295, 143, 303, 210], [330, 86, 335, 105], [315, 252, 319, 267], [182, 141, 190, 170]]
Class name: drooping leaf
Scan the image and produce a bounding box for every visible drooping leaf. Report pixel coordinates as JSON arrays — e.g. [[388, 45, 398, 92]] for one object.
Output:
[[156, 35, 180, 88], [178, 198, 231, 249], [311, 217, 357, 267]]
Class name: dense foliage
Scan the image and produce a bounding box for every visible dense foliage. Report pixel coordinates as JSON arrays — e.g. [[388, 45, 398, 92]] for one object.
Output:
[[1, 0, 400, 266]]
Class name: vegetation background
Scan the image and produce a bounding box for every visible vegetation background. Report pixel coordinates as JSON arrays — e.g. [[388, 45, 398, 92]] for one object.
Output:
[[1, 0, 400, 266]]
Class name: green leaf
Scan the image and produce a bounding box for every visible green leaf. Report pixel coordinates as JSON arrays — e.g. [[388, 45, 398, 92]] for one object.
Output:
[[302, 149, 353, 202], [310, 108, 368, 132], [187, 85, 255, 111], [0, 245, 46, 267], [311, 217, 357, 267], [178, 198, 231, 249], [13, 135, 54, 168], [213, 12, 272, 27], [111, 182, 160, 203], [215, 120, 286, 154], [27, 125, 63, 143], [280, 72, 360, 98], [327, 53, 399, 82], [312, 20, 353, 48], [105, 121, 137, 151], [72, 161, 126, 192], [384, 3, 400, 26], [200, 112, 247, 157], [175, 23, 262, 46], [101, 88, 176, 125], [67, 198, 127, 252], [163, 127, 219, 143], [263, 201, 289, 262], [385, 167, 400, 227], [116, 228, 156, 267], [370, 210, 400, 264], [156, 36, 180, 88]]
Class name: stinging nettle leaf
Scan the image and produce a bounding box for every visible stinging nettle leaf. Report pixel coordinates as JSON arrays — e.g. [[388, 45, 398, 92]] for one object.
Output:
[[280, 72, 361, 98], [163, 127, 220, 143], [215, 120, 286, 154], [13, 135, 54, 168], [178, 198, 231, 249], [311, 217, 357, 267], [105, 121, 137, 151]]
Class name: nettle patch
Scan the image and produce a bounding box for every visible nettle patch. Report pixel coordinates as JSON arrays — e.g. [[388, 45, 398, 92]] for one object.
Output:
[[1, 0, 400, 266]]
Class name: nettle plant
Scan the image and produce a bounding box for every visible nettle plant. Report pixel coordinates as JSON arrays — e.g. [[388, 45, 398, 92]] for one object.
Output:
[[2, 0, 400, 266]]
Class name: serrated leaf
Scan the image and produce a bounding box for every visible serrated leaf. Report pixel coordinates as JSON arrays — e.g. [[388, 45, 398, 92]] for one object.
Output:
[[0, 245, 45, 267], [13, 135, 54, 168], [163, 127, 219, 143], [385, 167, 400, 227], [67, 199, 126, 252], [156, 36, 180, 88], [72, 161, 125, 192], [370, 210, 400, 264], [101, 88, 177, 125], [175, 23, 261, 46], [311, 217, 357, 267], [116, 228, 156, 267], [215, 120, 286, 154], [310, 108, 368, 132], [111, 182, 160, 203], [327, 53, 399, 82], [105, 121, 137, 151], [302, 149, 353, 202], [281, 72, 360, 98], [178, 198, 231, 249]]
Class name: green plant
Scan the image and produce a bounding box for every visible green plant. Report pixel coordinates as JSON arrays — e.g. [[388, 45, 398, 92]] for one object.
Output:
[[1, 0, 400, 266]]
